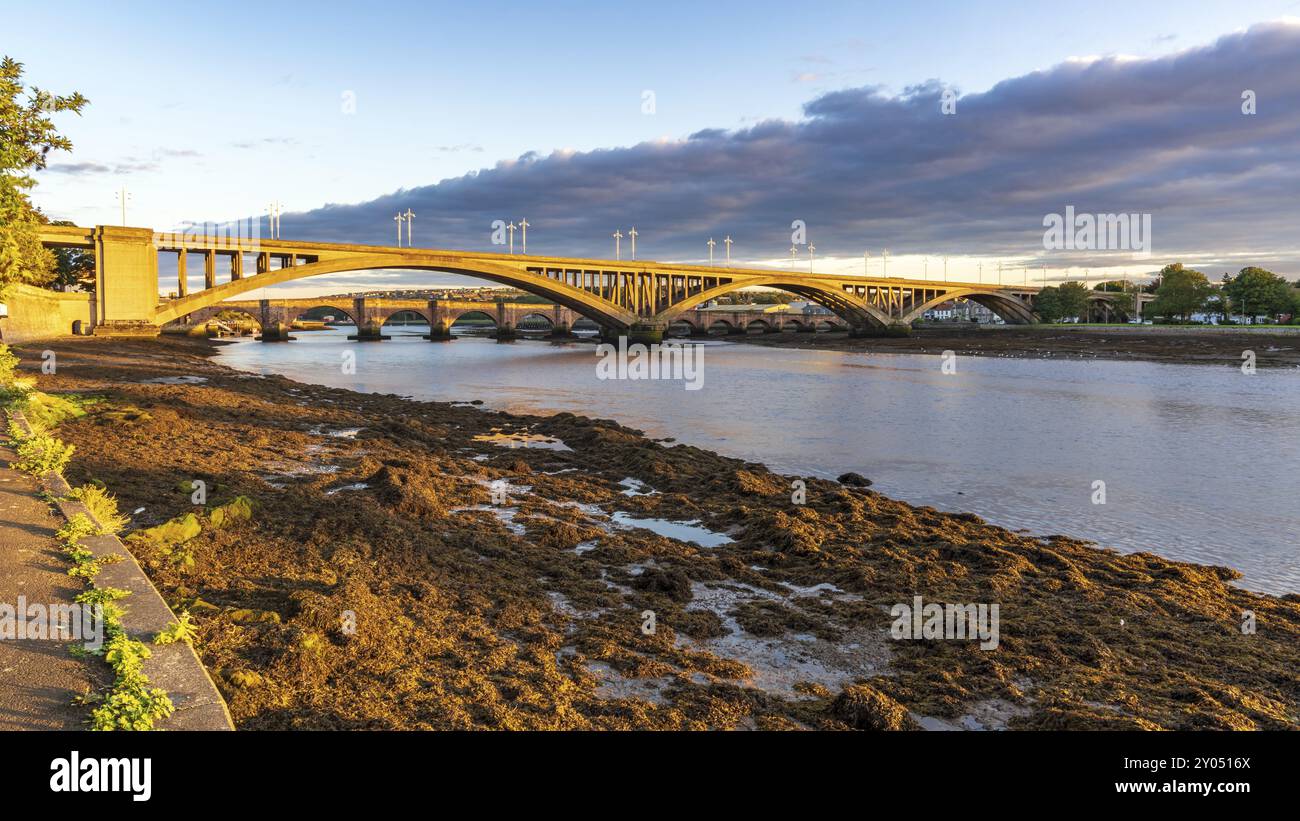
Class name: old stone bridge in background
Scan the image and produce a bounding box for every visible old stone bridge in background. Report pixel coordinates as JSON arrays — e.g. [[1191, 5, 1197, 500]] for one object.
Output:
[[178, 298, 851, 340], [36, 223, 1143, 343]]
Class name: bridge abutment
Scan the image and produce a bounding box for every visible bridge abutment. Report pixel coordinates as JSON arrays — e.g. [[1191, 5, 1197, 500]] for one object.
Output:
[[91, 226, 160, 337]]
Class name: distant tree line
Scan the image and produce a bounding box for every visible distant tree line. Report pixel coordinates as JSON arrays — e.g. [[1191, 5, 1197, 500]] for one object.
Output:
[[1145, 263, 1298, 324], [1033, 264, 1298, 324]]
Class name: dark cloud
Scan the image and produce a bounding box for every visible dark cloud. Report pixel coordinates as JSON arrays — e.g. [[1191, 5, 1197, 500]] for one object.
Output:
[[275, 21, 1300, 276]]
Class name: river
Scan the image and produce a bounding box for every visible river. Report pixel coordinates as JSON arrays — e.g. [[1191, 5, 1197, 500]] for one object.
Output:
[[213, 325, 1300, 595]]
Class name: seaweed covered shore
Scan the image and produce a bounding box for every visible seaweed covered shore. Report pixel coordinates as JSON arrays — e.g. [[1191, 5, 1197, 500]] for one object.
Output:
[[18, 336, 1300, 730]]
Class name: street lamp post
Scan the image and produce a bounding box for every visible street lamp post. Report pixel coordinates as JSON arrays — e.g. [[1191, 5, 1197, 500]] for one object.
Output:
[[630, 227, 638, 260], [707, 237, 716, 266], [394, 213, 403, 246], [403, 209, 415, 247], [519, 218, 529, 254], [723, 235, 732, 263], [115, 187, 131, 226], [808, 243, 815, 272], [507, 222, 516, 254], [612, 230, 623, 260], [882, 248, 889, 278]]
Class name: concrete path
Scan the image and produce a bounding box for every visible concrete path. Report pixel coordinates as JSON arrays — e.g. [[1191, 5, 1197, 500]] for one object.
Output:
[[0, 443, 105, 730]]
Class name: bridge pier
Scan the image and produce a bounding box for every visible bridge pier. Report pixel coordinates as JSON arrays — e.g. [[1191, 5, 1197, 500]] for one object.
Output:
[[347, 298, 389, 341], [257, 300, 294, 342], [424, 319, 455, 341], [627, 322, 666, 345], [348, 321, 389, 341]]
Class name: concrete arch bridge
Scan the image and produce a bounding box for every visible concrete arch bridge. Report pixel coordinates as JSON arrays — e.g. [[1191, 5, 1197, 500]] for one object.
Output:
[[36, 223, 1137, 342]]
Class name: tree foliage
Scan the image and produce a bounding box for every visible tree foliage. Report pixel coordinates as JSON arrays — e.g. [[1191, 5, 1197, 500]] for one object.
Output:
[[1222, 266, 1294, 321], [1035, 281, 1090, 322], [1148, 263, 1212, 322], [0, 56, 87, 296]]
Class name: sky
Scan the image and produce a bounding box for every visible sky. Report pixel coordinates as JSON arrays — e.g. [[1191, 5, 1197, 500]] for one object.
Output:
[[12, 0, 1300, 295]]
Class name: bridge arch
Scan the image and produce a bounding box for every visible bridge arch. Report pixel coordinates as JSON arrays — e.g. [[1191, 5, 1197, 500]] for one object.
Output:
[[291, 304, 359, 326], [667, 317, 698, 337], [154, 255, 640, 330], [515, 312, 555, 331], [381, 309, 432, 329], [449, 309, 498, 331], [655, 277, 893, 330], [900, 288, 1037, 325]]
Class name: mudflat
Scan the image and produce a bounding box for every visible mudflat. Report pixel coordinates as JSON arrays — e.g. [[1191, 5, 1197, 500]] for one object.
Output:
[[17, 336, 1299, 730], [734, 325, 1300, 368]]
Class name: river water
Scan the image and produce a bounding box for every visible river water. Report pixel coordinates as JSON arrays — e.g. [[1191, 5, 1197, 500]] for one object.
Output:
[[214, 325, 1300, 595]]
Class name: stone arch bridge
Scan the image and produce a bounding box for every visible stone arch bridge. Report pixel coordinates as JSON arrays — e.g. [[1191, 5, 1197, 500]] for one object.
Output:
[[181, 297, 584, 340], [37, 223, 1144, 341]]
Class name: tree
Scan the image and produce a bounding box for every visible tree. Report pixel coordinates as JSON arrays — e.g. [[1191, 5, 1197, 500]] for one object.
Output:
[[0, 56, 87, 296], [1205, 281, 1232, 324], [48, 219, 95, 291], [1223, 266, 1293, 322], [1148, 264, 1212, 323], [1033, 286, 1063, 323], [1057, 281, 1090, 321]]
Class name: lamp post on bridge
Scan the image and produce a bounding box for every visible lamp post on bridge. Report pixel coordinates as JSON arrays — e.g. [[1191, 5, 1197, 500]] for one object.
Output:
[[507, 222, 516, 254], [630, 227, 638, 261], [115, 187, 131, 226], [923, 257, 929, 280], [863, 250, 870, 276], [943, 255, 949, 281], [789, 245, 798, 270], [707, 237, 716, 266], [519, 218, 529, 254], [394, 213, 403, 246], [882, 248, 889, 278], [808, 243, 815, 272], [404, 209, 415, 247], [267, 201, 282, 239], [612, 229, 623, 260], [723, 235, 732, 263]]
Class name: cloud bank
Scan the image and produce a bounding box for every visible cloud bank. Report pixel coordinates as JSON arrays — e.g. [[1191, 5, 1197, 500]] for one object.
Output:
[[274, 21, 1300, 278]]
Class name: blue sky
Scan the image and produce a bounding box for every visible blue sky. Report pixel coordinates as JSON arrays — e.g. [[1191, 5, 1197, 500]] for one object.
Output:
[[13, 1, 1300, 293]]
